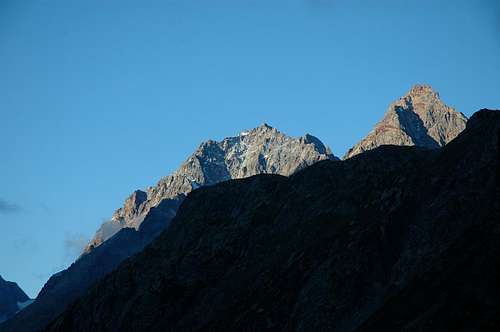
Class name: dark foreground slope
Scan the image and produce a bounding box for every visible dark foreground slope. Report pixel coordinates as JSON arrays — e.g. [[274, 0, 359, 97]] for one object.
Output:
[[1, 125, 334, 332], [0, 198, 182, 332], [46, 110, 499, 332], [0, 276, 30, 323]]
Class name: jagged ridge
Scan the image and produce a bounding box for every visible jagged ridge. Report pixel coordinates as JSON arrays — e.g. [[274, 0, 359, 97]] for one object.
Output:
[[86, 124, 335, 252]]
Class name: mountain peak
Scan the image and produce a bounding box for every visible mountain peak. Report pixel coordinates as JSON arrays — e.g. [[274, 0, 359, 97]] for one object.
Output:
[[259, 122, 273, 129], [238, 123, 275, 137], [84, 125, 335, 252], [344, 84, 467, 159], [407, 84, 439, 98]]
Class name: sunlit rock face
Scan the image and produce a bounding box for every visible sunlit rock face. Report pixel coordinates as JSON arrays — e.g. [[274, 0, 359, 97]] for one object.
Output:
[[344, 84, 467, 159], [85, 124, 336, 252]]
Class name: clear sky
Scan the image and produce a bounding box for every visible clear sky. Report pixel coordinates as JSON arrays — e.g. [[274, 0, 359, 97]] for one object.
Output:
[[1, 0, 499, 297]]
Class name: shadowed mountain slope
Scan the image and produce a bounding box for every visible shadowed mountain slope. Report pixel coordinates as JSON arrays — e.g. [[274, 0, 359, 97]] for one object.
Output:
[[0, 276, 30, 324], [0, 125, 334, 332], [44, 110, 499, 332]]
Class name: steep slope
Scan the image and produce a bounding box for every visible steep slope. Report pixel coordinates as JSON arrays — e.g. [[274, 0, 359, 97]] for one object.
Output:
[[0, 125, 334, 332], [44, 110, 499, 332], [86, 124, 335, 251], [0, 276, 31, 323], [344, 85, 467, 159]]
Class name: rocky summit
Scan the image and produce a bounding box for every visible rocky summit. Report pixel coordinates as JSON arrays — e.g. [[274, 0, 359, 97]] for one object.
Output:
[[0, 276, 31, 324], [344, 85, 467, 159], [43, 110, 500, 332], [85, 124, 335, 252], [0, 125, 335, 332]]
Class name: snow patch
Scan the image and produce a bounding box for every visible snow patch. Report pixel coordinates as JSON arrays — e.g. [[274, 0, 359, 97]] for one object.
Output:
[[189, 178, 201, 189]]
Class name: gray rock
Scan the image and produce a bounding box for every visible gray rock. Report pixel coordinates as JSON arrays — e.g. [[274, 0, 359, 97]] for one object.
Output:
[[344, 85, 467, 159], [85, 124, 336, 252]]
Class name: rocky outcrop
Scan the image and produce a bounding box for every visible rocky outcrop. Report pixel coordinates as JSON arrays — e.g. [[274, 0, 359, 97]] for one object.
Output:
[[0, 276, 30, 324], [0, 125, 335, 332], [44, 110, 500, 332], [344, 85, 467, 159], [86, 190, 148, 250], [85, 124, 335, 252]]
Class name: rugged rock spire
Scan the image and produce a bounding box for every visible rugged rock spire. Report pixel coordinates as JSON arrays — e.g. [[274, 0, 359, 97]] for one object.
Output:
[[344, 84, 467, 159]]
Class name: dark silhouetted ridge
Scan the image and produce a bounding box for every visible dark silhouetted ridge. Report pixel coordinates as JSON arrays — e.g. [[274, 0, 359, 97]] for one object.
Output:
[[40, 110, 499, 332], [0, 276, 30, 324]]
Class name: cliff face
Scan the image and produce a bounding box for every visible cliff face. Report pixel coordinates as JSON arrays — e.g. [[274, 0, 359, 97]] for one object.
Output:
[[344, 85, 467, 159], [0, 276, 30, 324], [86, 124, 335, 251], [45, 110, 500, 332]]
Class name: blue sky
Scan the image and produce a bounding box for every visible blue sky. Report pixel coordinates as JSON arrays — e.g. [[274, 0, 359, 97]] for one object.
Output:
[[1, 0, 499, 297]]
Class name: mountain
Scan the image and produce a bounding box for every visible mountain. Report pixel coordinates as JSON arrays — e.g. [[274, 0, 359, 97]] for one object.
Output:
[[43, 110, 500, 332], [0, 125, 335, 332], [85, 124, 336, 252], [344, 84, 467, 159], [0, 276, 31, 324]]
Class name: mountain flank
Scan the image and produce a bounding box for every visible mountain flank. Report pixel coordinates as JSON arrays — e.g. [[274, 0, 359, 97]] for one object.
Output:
[[0, 276, 31, 324], [44, 110, 499, 332], [0, 125, 334, 332], [0, 84, 475, 332]]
